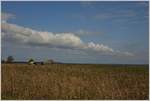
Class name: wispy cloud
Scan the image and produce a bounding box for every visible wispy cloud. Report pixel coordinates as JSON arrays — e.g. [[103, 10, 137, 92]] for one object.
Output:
[[1, 12, 133, 57], [80, 1, 95, 8], [94, 10, 136, 20], [1, 12, 15, 23], [71, 10, 138, 23], [135, 1, 149, 7], [75, 29, 101, 36]]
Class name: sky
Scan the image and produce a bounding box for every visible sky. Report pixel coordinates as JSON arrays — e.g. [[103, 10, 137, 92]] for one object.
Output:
[[1, 1, 149, 64]]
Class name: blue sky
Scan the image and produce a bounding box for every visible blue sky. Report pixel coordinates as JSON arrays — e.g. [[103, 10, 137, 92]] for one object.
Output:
[[1, 1, 149, 64]]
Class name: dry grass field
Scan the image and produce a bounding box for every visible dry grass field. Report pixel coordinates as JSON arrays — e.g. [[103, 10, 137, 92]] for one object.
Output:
[[1, 63, 149, 100]]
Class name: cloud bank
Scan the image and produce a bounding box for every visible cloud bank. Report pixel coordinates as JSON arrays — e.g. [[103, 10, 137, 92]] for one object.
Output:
[[1, 12, 133, 57]]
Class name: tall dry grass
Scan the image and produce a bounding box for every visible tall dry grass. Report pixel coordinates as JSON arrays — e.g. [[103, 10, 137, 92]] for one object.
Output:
[[1, 64, 149, 100]]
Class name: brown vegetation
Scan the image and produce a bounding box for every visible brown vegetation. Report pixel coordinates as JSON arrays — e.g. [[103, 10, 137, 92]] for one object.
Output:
[[1, 64, 149, 100]]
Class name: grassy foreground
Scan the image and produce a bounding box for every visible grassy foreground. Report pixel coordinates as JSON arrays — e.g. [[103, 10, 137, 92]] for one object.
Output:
[[1, 63, 149, 100]]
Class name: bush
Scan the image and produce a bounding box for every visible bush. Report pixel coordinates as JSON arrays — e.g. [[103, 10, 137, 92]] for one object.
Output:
[[7, 56, 14, 63]]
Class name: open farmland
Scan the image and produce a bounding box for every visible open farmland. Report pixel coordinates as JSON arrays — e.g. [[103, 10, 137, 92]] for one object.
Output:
[[1, 63, 149, 100]]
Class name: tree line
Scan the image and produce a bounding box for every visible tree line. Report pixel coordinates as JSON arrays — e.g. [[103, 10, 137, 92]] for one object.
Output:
[[2, 56, 54, 64]]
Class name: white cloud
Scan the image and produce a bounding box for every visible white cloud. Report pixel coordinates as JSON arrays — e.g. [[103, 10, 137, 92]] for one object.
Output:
[[87, 42, 114, 52], [1, 12, 15, 23], [1, 12, 133, 57], [2, 22, 84, 48]]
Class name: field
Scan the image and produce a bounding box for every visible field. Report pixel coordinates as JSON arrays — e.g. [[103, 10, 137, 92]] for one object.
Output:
[[1, 63, 149, 100]]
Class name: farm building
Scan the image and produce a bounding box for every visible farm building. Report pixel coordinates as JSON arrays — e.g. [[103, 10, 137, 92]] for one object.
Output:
[[28, 59, 35, 65], [44, 59, 54, 64]]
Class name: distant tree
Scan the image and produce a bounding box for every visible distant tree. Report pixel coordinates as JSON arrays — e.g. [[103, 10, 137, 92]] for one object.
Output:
[[7, 56, 14, 63], [1, 59, 5, 63]]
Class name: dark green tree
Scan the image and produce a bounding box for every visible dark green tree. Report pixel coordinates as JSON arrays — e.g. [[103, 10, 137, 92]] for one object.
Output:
[[1, 59, 5, 63], [28, 58, 34, 63], [7, 56, 14, 63]]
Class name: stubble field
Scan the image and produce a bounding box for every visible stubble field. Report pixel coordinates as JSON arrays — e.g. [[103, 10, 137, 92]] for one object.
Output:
[[1, 63, 149, 100]]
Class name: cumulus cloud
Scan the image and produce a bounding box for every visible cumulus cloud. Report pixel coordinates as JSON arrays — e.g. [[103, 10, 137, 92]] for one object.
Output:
[[1, 12, 133, 57], [2, 23, 83, 48]]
